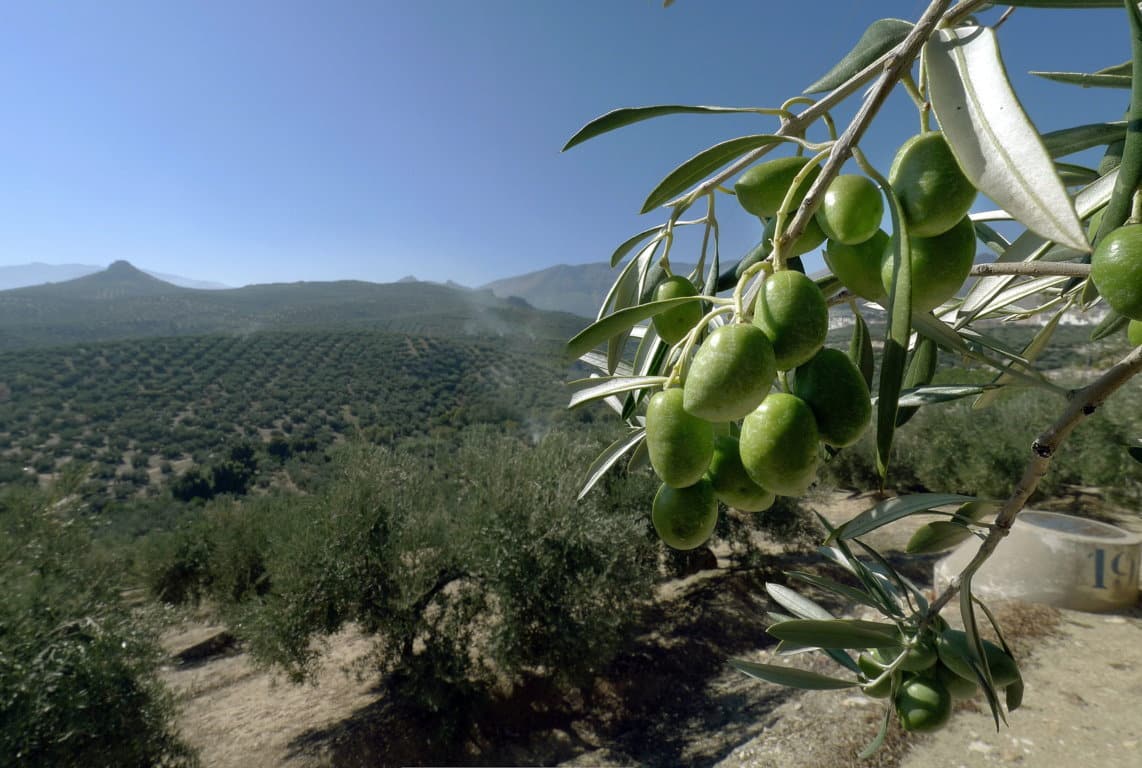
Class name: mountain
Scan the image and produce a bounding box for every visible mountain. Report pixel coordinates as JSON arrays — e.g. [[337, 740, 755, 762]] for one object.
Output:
[[0, 261, 229, 291], [0, 261, 584, 351], [482, 261, 700, 318]]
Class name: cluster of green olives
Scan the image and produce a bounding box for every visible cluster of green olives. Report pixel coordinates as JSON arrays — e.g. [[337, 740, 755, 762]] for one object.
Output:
[[647, 280, 871, 551], [819, 132, 979, 312], [858, 629, 1021, 732]]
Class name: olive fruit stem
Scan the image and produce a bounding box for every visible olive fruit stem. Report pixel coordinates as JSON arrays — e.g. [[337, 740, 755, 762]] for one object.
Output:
[[770, 147, 832, 272], [900, 73, 930, 134], [667, 304, 736, 386], [733, 259, 773, 319], [926, 343, 1142, 619], [776, 0, 954, 272]]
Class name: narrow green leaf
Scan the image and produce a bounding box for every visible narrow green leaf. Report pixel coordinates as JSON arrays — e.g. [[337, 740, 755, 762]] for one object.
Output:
[[567, 375, 669, 410], [609, 226, 665, 268], [876, 184, 911, 483], [728, 659, 858, 691], [1054, 162, 1101, 186], [911, 312, 970, 354], [641, 134, 780, 213], [834, 493, 976, 541], [849, 312, 875, 389], [1096, 60, 1132, 76], [1042, 121, 1127, 158], [894, 385, 992, 408], [803, 18, 913, 94], [562, 105, 766, 151], [973, 220, 1011, 256], [577, 429, 645, 500], [786, 570, 886, 613], [961, 577, 1007, 730], [1095, 0, 1142, 243], [925, 26, 1089, 252], [767, 619, 902, 649], [997, 1, 1123, 7], [859, 709, 892, 760], [817, 541, 902, 618], [1030, 71, 1131, 88], [906, 521, 975, 554], [567, 295, 703, 360], [852, 539, 929, 612], [765, 583, 834, 620], [896, 337, 938, 427], [974, 307, 1063, 410], [1091, 310, 1128, 340], [958, 163, 1116, 326]]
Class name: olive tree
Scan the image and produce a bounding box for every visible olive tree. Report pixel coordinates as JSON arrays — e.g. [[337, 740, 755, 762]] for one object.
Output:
[[564, 0, 1142, 751]]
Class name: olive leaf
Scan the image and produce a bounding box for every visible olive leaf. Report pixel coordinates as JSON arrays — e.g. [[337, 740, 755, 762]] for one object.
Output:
[[767, 619, 903, 649], [562, 105, 768, 151], [849, 311, 875, 389], [609, 225, 665, 269], [973, 307, 1063, 409], [1041, 121, 1127, 158], [959, 168, 1117, 326], [1030, 71, 1131, 88], [875, 181, 912, 484], [906, 520, 975, 553], [895, 336, 937, 427], [641, 134, 781, 213], [765, 583, 834, 620], [576, 428, 646, 500], [727, 659, 858, 690], [925, 25, 1089, 253], [803, 18, 913, 94], [996, 0, 1122, 7], [786, 570, 886, 613], [567, 375, 669, 410], [832, 493, 976, 541], [568, 295, 702, 360]]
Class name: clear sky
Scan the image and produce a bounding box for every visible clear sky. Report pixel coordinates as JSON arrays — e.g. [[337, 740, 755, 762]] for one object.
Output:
[[0, 1, 1129, 288]]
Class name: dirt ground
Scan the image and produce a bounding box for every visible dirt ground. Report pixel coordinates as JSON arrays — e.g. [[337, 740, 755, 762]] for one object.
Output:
[[163, 491, 1142, 768]]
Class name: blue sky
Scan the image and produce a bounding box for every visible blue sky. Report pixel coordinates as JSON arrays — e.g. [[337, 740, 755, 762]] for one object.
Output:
[[0, 1, 1129, 288]]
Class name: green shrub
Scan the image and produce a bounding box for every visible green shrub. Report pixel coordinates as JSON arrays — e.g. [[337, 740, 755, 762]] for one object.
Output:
[[0, 487, 196, 767]]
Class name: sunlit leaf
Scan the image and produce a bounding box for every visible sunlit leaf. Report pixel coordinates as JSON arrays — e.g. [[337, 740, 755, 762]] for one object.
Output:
[[609, 226, 665, 269], [925, 26, 1089, 252], [567, 375, 669, 410], [1030, 71, 1131, 88], [728, 659, 858, 690], [642, 134, 780, 213], [767, 619, 902, 649], [894, 385, 993, 408], [562, 105, 767, 151], [833, 493, 976, 541], [765, 583, 834, 620], [959, 168, 1115, 325], [803, 18, 913, 94], [567, 295, 703, 360]]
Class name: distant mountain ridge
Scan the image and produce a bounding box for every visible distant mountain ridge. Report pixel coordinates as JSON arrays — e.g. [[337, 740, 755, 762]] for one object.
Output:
[[482, 261, 701, 318], [0, 261, 584, 351], [0, 261, 229, 291]]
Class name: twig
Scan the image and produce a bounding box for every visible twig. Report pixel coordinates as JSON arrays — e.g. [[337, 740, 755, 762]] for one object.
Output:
[[927, 343, 1142, 616], [969, 262, 1091, 277], [776, 0, 953, 258]]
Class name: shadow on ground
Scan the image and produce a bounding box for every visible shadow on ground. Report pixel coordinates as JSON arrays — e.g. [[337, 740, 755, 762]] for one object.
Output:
[[284, 548, 939, 767]]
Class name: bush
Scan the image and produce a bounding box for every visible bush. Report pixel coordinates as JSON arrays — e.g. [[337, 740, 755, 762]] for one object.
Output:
[[0, 487, 195, 767], [227, 426, 659, 710]]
